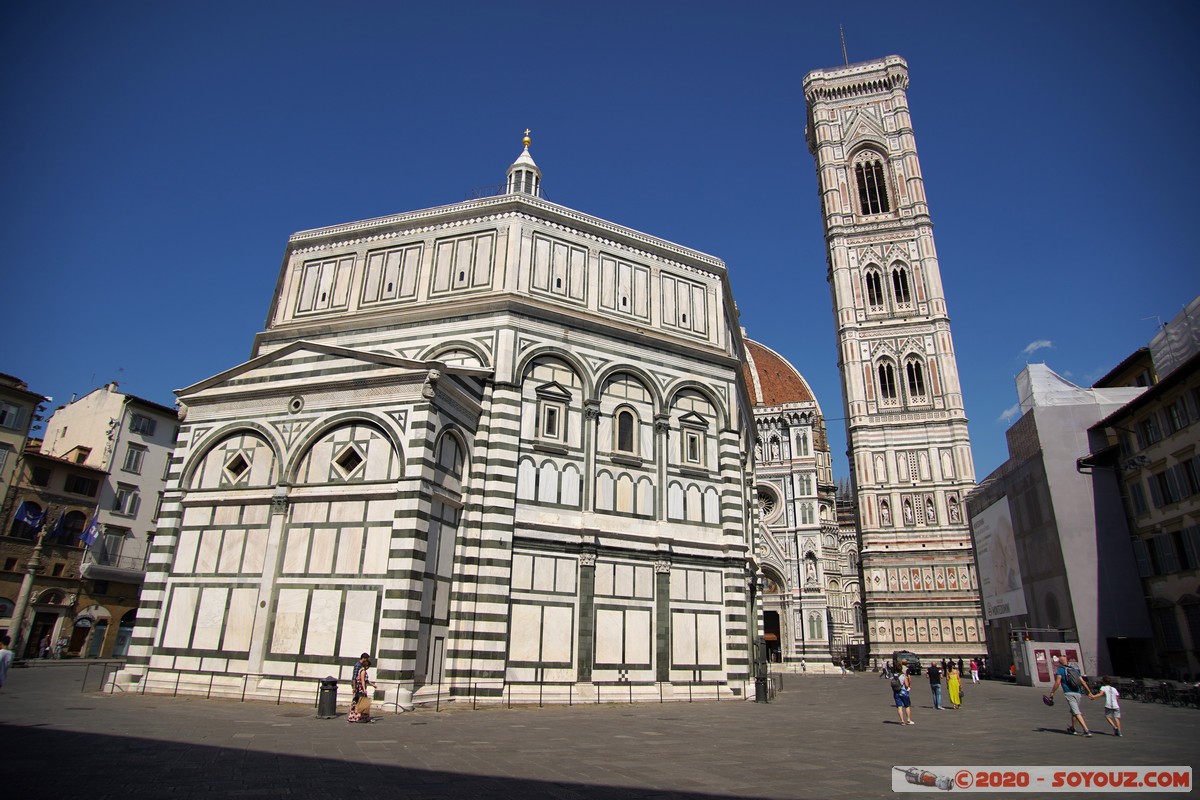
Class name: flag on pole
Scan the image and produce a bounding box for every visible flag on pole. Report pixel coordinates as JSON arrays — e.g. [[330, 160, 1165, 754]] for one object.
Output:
[[47, 513, 67, 541], [14, 500, 46, 531], [80, 515, 102, 547]]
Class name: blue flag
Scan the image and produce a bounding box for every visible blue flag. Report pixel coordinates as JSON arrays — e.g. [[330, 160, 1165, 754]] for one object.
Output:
[[79, 515, 101, 547], [47, 513, 67, 541], [14, 500, 45, 531]]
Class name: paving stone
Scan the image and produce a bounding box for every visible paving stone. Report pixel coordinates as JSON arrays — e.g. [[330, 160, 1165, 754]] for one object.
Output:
[[0, 665, 1197, 798]]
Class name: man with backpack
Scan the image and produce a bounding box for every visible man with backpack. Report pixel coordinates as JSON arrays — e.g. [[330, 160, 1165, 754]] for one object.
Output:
[[1047, 655, 1093, 737]]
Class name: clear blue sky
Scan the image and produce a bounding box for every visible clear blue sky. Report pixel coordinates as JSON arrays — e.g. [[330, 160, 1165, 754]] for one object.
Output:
[[2, 1, 1198, 481]]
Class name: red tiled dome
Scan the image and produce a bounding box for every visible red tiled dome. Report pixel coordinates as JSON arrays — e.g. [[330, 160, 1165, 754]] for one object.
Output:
[[742, 339, 814, 407]]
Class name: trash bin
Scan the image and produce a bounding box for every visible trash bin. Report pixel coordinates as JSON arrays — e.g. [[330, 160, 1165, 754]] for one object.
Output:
[[317, 677, 338, 718]]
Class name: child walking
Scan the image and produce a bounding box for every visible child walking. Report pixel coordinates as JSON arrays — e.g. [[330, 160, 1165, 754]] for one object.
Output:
[[1089, 677, 1122, 737]]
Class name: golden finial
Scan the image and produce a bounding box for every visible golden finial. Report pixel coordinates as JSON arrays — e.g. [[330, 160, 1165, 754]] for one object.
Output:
[[523, 128, 531, 148]]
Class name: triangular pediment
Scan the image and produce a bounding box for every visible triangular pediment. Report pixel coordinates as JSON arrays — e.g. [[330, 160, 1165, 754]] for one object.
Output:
[[534, 380, 572, 400], [177, 340, 491, 401], [843, 108, 888, 149], [678, 410, 708, 428]]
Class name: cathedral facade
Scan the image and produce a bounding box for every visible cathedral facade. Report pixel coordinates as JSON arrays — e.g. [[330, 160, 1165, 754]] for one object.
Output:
[[744, 339, 864, 668], [116, 139, 762, 704], [804, 56, 983, 663]]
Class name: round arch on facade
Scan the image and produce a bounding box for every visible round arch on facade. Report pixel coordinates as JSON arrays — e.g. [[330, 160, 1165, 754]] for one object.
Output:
[[592, 364, 664, 410], [180, 421, 284, 490], [283, 412, 406, 486], [513, 346, 595, 399], [420, 339, 491, 368], [663, 380, 729, 431]]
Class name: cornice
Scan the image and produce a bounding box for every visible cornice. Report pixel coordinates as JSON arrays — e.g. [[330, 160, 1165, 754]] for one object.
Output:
[[286, 193, 726, 273]]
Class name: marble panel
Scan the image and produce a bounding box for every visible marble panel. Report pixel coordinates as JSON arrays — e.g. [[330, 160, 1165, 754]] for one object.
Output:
[[543, 605, 574, 663], [335, 527, 364, 574], [242, 529, 267, 574], [282, 528, 310, 573], [218, 529, 244, 574], [272, 588, 308, 654], [509, 603, 542, 661], [362, 527, 390, 574], [339, 590, 377, 658], [193, 587, 228, 650], [309, 528, 336, 574], [304, 589, 341, 655], [174, 530, 200, 573], [162, 586, 199, 648], [225, 587, 258, 652], [195, 531, 220, 574]]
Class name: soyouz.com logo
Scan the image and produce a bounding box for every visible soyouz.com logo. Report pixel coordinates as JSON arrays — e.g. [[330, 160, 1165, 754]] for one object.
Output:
[[892, 766, 1192, 792]]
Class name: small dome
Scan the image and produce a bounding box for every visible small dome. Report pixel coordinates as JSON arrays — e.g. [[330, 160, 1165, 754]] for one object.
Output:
[[743, 339, 815, 406]]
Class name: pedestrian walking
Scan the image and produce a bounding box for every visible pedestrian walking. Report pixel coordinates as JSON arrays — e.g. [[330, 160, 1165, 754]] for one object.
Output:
[[39, 634, 51, 659], [970, 658, 979, 684], [891, 667, 914, 725], [0, 634, 13, 690], [947, 666, 963, 709], [801, 658, 807, 673], [1047, 655, 1093, 737], [1089, 677, 1123, 737], [927, 662, 944, 709], [347, 653, 375, 723]]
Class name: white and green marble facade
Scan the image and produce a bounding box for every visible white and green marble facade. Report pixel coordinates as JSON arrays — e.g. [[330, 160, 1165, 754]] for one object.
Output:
[[117, 157, 757, 703]]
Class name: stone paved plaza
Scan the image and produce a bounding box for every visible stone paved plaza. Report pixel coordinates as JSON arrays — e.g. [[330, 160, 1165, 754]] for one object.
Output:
[[1, 663, 1197, 799]]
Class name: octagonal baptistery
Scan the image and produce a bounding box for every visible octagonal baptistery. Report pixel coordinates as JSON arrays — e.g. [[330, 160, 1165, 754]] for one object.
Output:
[[743, 339, 864, 669], [114, 136, 759, 706]]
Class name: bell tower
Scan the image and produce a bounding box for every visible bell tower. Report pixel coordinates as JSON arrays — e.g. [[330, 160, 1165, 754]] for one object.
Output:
[[803, 56, 983, 663]]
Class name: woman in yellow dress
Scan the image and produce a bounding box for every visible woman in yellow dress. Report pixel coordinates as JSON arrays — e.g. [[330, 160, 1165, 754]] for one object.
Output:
[[947, 666, 963, 709]]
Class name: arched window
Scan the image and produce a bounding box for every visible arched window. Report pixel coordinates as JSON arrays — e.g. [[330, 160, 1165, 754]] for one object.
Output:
[[9, 501, 43, 539], [808, 611, 824, 640], [854, 603, 864, 634], [854, 153, 891, 214], [796, 430, 810, 456], [614, 408, 637, 455], [905, 360, 926, 400], [864, 269, 885, 310], [891, 265, 912, 305], [57, 511, 87, 542], [877, 361, 897, 404]]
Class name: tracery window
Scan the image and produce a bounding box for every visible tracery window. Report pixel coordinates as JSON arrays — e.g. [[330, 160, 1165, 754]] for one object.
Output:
[[878, 361, 898, 405], [891, 264, 912, 306], [854, 153, 891, 215], [905, 360, 927, 401], [865, 269, 885, 310]]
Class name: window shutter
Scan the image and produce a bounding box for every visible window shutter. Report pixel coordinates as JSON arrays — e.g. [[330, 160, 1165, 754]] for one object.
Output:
[[1180, 525, 1200, 571], [1148, 476, 1164, 508], [1164, 469, 1182, 503], [1131, 538, 1152, 577], [1157, 534, 1180, 573]]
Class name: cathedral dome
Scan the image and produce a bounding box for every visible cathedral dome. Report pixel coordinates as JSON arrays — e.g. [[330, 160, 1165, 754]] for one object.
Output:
[[742, 339, 815, 407]]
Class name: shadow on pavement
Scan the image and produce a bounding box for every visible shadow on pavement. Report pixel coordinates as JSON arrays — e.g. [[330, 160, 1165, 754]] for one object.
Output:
[[0, 723, 768, 800]]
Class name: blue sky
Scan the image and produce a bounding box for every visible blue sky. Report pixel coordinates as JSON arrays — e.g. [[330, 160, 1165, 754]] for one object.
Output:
[[2, 1, 1197, 481]]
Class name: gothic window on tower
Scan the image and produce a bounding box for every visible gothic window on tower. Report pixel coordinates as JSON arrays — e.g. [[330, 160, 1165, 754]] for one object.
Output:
[[905, 359, 927, 402], [877, 361, 898, 406], [853, 152, 891, 215], [891, 264, 912, 307], [864, 268, 885, 312]]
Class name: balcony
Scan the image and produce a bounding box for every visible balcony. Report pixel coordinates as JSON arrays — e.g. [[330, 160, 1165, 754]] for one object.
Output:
[[81, 548, 147, 583]]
